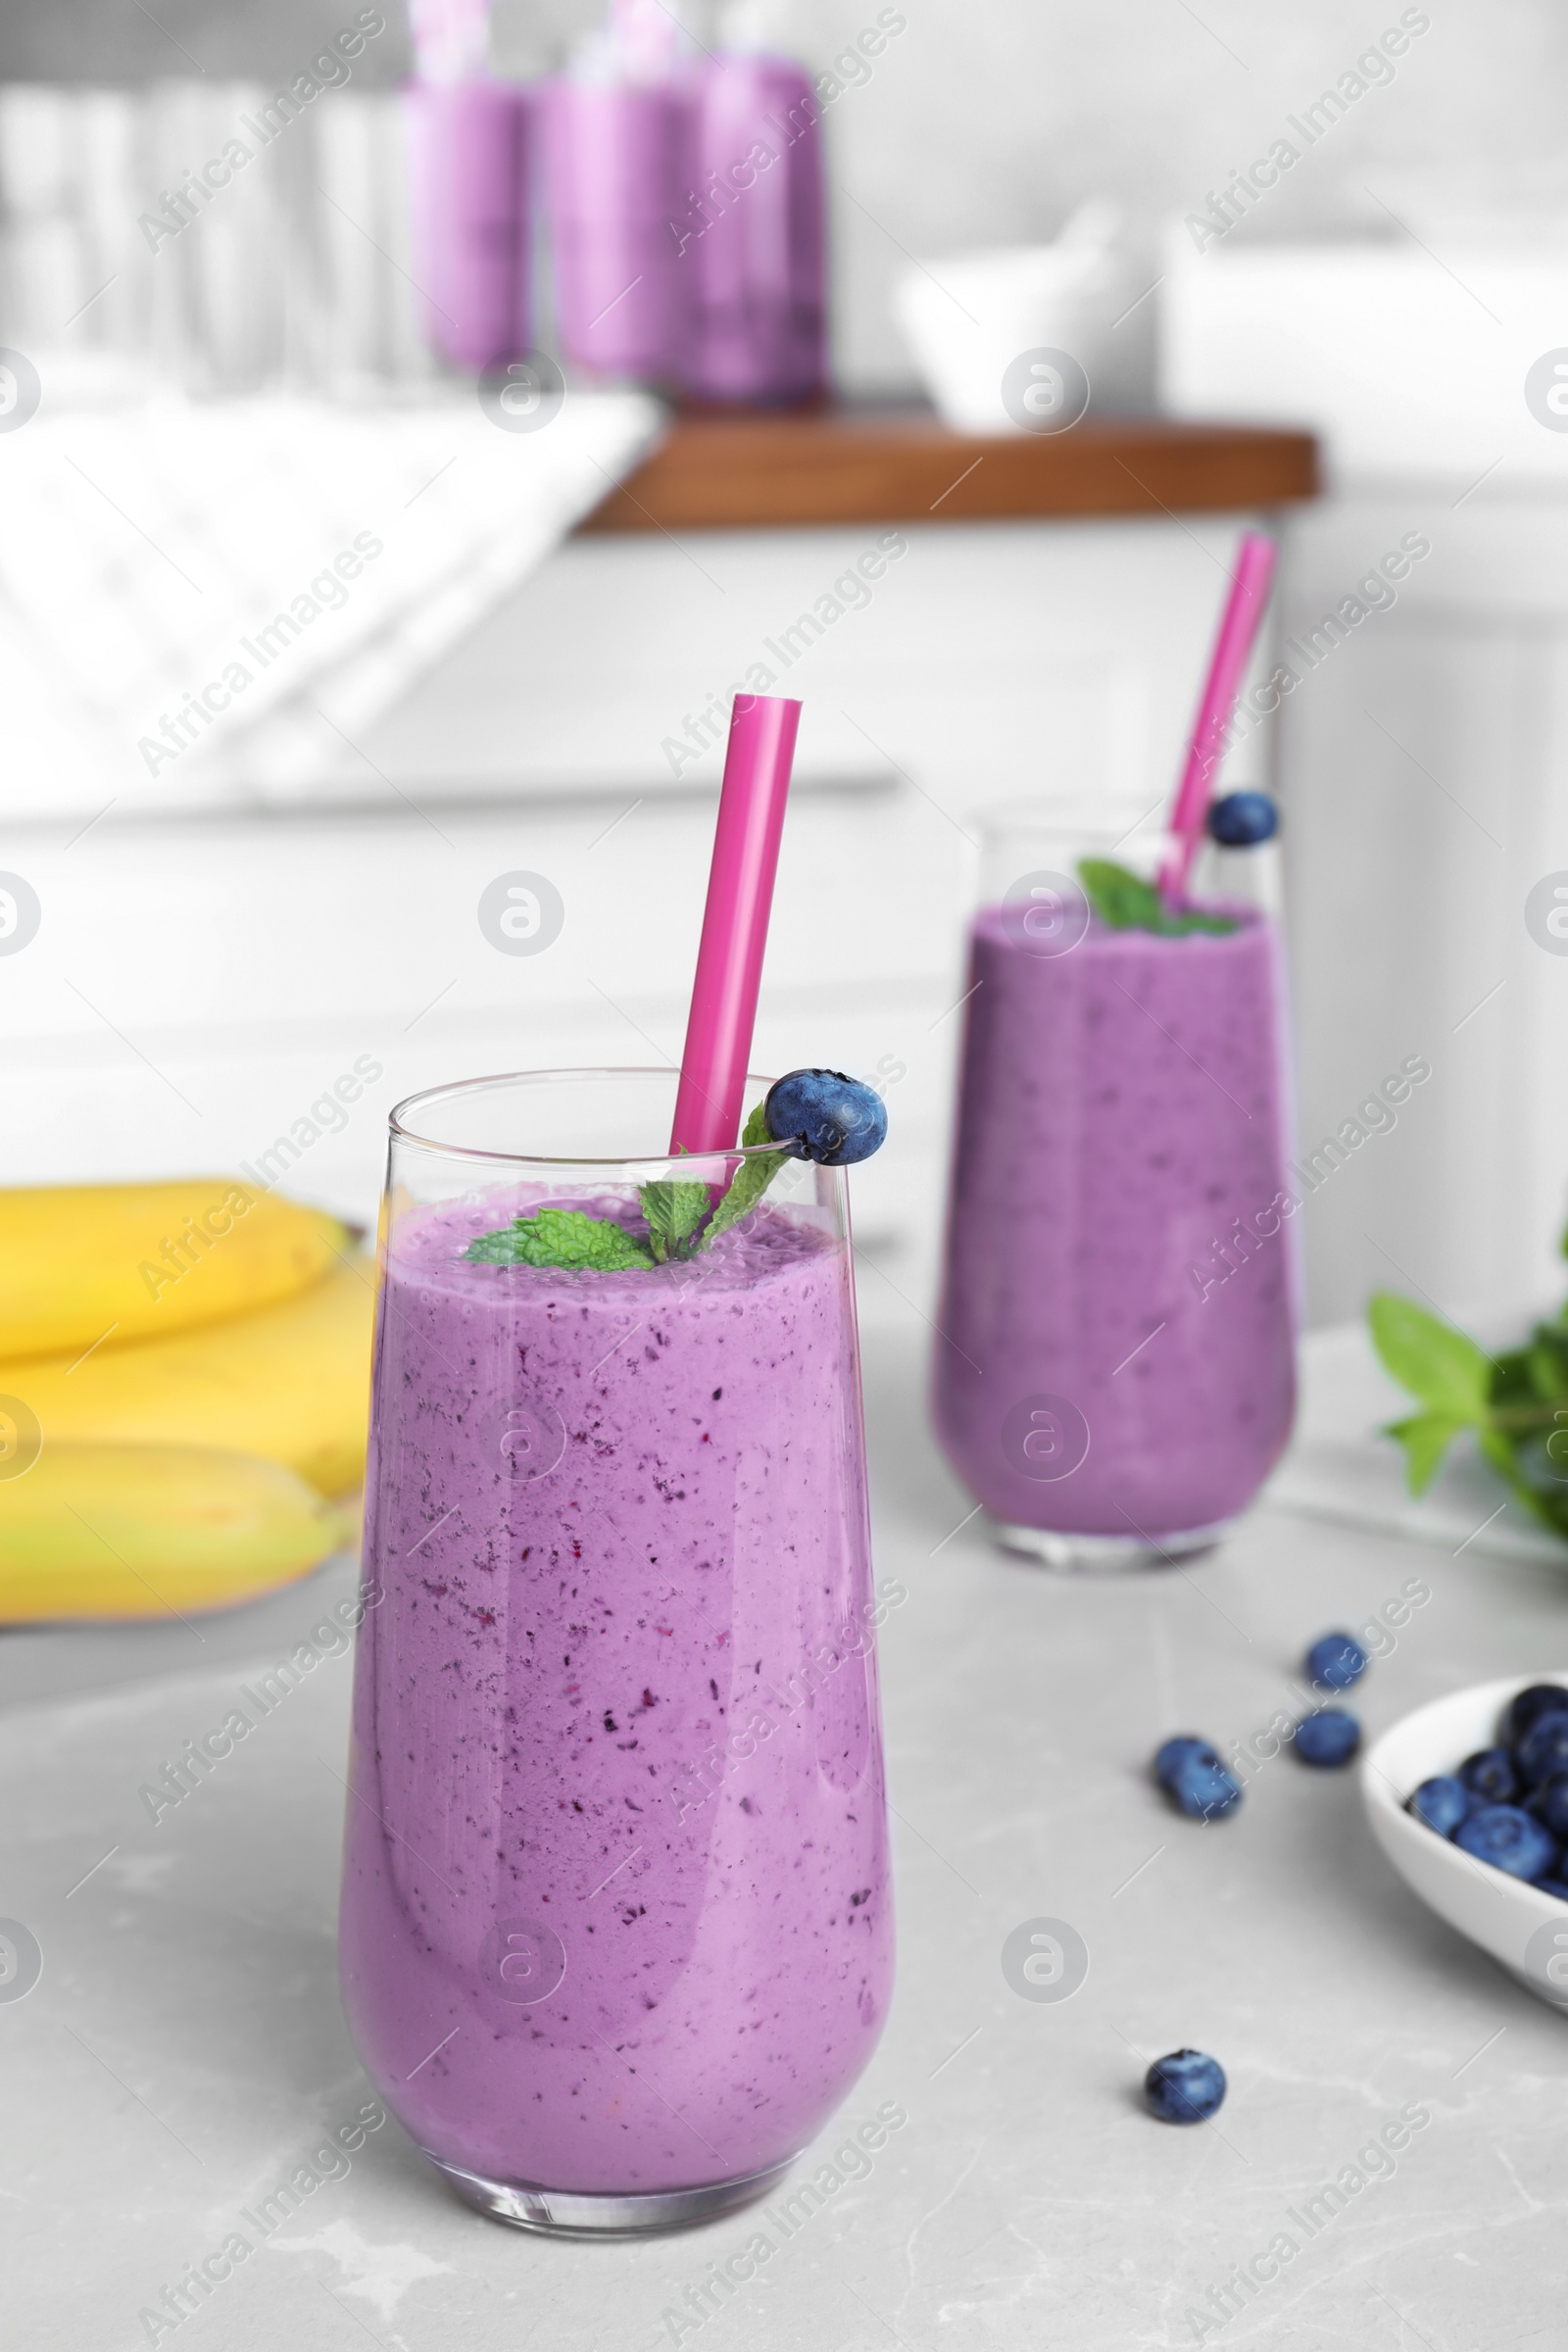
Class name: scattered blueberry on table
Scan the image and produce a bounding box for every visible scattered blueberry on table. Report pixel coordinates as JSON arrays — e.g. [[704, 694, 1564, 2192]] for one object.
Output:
[[1205, 790, 1278, 847], [1304, 1630, 1367, 1693], [1145, 2049, 1227, 2124], [1405, 1682, 1568, 1904], [762, 1069, 888, 1165], [1453, 1803, 1559, 1883], [1294, 1708, 1361, 1768], [1459, 1745, 1518, 1804], [1153, 1737, 1242, 1821]]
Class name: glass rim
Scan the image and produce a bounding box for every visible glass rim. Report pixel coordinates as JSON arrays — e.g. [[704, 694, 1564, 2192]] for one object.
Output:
[[969, 798, 1178, 847], [387, 1065, 785, 1170]]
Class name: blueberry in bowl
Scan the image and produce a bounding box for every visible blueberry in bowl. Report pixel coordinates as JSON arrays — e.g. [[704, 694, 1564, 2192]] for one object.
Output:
[[1458, 1745, 1518, 1804], [1502, 1684, 1568, 1746], [1528, 1772, 1568, 1842], [1364, 1674, 1568, 2007], [1516, 1713, 1568, 1790], [1408, 1775, 1470, 1837], [1453, 1803, 1559, 1883]]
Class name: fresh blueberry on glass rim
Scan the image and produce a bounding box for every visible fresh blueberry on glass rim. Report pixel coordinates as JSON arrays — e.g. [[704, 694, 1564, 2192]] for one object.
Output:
[[1206, 790, 1278, 847], [1145, 2049, 1226, 2124], [1304, 1630, 1367, 1692], [464, 1070, 889, 1272], [1293, 1708, 1360, 1768], [1153, 1736, 1242, 1820], [763, 1069, 888, 1166], [1453, 1802, 1559, 1882]]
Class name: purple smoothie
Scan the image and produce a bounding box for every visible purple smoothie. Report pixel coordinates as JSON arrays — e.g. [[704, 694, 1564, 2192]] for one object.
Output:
[[339, 1190, 892, 2197], [932, 906, 1297, 1538]]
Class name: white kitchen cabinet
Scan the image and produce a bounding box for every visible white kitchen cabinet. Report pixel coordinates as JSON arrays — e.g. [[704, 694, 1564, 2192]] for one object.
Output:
[[3, 504, 1291, 1327]]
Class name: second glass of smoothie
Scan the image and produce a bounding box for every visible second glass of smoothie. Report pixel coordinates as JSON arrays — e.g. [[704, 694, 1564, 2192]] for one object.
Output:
[[932, 807, 1298, 1567], [340, 1068, 892, 2231]]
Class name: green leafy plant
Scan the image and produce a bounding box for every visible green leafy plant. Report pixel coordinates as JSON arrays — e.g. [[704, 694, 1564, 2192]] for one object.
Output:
[[464, 1101, 790, 1273], [1077, 857, 1239, 938], [1369, 1264, 1568, 1542]]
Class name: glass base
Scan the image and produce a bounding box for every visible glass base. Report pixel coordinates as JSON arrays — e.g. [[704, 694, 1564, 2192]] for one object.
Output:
[[990, 1516, 1235, 1571], [424, 2148, 798, 2237]]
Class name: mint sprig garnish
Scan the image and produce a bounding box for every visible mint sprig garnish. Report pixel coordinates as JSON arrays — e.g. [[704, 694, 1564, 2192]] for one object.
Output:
[[702, 1102, 792, 1246], [1078, 857, 1238, 938], [465, 1205, 656, 1271], [463, 1100, 789, 1273], [1369, 1273, 1568, 1542], [639, 1175, 710, 1263]]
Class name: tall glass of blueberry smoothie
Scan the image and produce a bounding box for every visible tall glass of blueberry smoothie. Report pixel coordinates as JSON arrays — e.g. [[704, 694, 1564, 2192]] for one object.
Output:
[[932, 806, 1298, 1567], [339, 1067, 893, 2232]]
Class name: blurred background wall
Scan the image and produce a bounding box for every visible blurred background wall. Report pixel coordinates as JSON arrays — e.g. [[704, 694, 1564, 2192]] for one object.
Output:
[[4, 0, 1568, 1338], [6, 0, 1566, 392]]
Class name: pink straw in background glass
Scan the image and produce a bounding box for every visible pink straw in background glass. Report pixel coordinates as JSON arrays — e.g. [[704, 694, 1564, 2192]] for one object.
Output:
[[1158, 530, 1279, 904], [669, 695, 803, 1156]]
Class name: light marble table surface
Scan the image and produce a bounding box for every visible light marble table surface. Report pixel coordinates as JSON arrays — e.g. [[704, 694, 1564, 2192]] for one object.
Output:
[[5, 1326, 1567, 2352]]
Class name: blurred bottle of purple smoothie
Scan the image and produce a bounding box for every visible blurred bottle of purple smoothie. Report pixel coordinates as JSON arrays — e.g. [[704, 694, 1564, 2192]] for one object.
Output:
[[680, 34, 826, 406], [542, 0, 827, 401], [932, 809, 1298, 1567], [404, 0, 533, 372], [339, 1071, 893, 2233], [541, 0, 696, 386]]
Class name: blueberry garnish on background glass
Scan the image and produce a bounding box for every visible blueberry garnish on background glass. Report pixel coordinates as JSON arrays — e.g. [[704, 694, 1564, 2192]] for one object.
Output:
[[1206, 790, 1278, 847]]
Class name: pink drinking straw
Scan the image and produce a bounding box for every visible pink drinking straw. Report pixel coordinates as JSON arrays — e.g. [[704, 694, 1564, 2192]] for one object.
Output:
[[669, 694, 803, 1156], [1159, 530, 1279, 903]]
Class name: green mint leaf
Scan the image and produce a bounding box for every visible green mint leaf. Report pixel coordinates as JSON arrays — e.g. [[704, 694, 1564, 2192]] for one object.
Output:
[[465, 1207, 655, 1272], [1384, 1411, 1468, 1496], [701, 1098, 790, 1248], [1367, 1291, 1491, 1419], [1076, 858, 1238, 938], [1078, 858, 1165, 930], [639, 1177, 711, 1263]]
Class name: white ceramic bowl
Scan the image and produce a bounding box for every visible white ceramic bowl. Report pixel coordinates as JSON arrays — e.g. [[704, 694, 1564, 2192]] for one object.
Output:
[[1362, 1673, 1568, 2012]]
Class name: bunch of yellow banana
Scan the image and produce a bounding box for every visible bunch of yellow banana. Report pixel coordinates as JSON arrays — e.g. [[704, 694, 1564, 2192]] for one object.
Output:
[[0, 1180, 376, 1623]]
